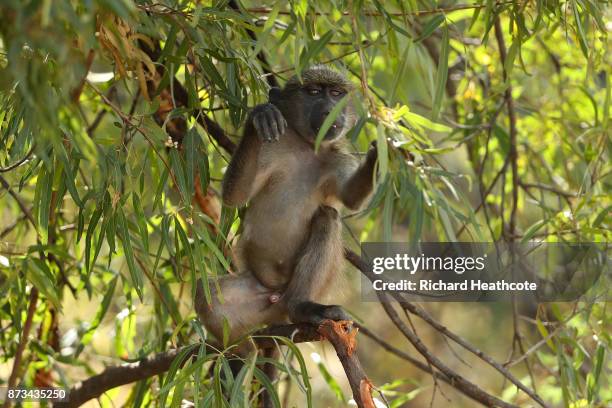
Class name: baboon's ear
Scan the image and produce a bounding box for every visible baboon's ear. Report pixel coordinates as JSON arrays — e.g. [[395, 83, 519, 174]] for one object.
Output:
[[268, 87, 282, 104]]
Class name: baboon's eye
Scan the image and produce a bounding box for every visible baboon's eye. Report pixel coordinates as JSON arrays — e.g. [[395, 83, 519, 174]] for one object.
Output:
[[307, 87, 321, 95], [330, 89, 344, 97]]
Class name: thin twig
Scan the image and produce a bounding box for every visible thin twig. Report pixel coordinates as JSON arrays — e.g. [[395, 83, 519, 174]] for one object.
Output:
[[245, 2, 513, 17], [0, 213, 29, 238], [381, 298, 517, 408], [506, 325, 563, 368], [396, 299, 547, 407], [519, 182, 576, 198], [494, 17, 538, 393], [345, 250, 522, 408], [494, 18, 519, 239], [229, 0, 278, 88], [86, 81, 179, 188], [86, 86, 117, 137], [71, 49, 95, 103], [0, 144, 36, 173], [356, 323, 452, 385], [348, 249, 549, 406], [0, 174, 37, 227]]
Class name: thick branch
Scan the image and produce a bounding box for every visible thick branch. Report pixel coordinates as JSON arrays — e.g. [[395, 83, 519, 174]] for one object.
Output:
[[54, 322, 374, 408], [318, 320, 375, 408], [54, 347, 195, 408]]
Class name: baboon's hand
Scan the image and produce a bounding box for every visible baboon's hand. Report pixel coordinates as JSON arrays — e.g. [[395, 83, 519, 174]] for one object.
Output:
[[251, 103, 287, 142]]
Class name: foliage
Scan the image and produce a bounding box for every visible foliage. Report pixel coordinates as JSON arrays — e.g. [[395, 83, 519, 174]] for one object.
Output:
[[0, 0, 609, 407]]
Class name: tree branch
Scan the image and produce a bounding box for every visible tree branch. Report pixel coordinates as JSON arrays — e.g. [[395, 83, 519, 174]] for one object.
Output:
[[494, 17, 519, 239], [380, 297, 516, 408], [318, 320, 375, 408], [54, 321, 374, 408], [356, 323, 451, 384], [245, 2, 513, 17], [229, 0, 279, 89], [344, 249, 531, 408], [0, 144, 35, 173], [54, 346, 196, 408], [0, 174, 37, 227]]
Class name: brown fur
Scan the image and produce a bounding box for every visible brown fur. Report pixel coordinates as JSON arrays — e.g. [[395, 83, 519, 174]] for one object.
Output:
[[196, 66, 376, 343]]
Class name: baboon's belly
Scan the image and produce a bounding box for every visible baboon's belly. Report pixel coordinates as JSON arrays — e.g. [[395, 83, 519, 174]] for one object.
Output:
[[239, 177, 323, 289]]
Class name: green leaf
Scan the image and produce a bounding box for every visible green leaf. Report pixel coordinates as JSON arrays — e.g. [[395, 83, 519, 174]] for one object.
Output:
[[175, 216, 198, 282], [410, 190, 424, 244], [521, 219, 549, 243], [314, 95, 349, 152], [504, 39, 519, 80], [153, 167, 169, 212], [85, 208, 103, 274], [382, 187, 393, 242], [27, 258, 61, 309], [588, 343, 605, 400], [35, 165, 53, 245], [54, 139, 82, 206], [229, 354, 255, 407], [431, 24, 449, 120], [592, 204, 611, 227], [169, 148, 190, 203], [536, 318, 555, 352], [184, 128, 198, 196], [416, 15, 445, 42], [299, 30, 334, 69], [402, 110, 451, 132], [253, 367, 282, 408], [571, 0, 589, 58], [438, 207, 457, 241], [198, 227, 231, 272], [81, 275, 118, 346], [159, 344, 199, 406], [316, 360, 346, 402], [212, 356, 227, 407], [132, 193, 149, 253], [117, 208, 143, 299], [376, 123, 389, 181], [252, 336, 313, 406], [197, 146, 210, 193], [388, 42, 412, 105]]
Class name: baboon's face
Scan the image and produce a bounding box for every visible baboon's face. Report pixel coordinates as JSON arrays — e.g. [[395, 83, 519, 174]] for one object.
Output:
[[300, 82, 349, 142], [272, 67, 355, 144]]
